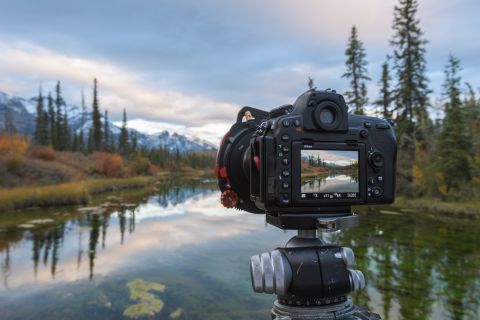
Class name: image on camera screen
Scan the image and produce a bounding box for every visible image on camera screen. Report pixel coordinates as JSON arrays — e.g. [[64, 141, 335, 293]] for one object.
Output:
[[300, 149, 359, 200]]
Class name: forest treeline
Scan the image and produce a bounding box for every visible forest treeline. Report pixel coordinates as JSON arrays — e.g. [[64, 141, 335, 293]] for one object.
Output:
[[1, 77, 215, 178], [341, 0, 479, 200]]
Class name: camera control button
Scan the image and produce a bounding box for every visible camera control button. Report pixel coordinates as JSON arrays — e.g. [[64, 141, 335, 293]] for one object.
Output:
[[368, 178, 375, 186], [282, 170, 290, 177], [376, 123, 390, 129], [360, 129, 369, 138], [282, 119, 290, 127], [282, 182, 289, 189], [282, 146, 289, 153], [377, 176, 383, 182], [294, 119, 301, 127], [371, 187, 383, 198], [364, 121, 372, 128], [282, 158, 289, 165], [281, 134, 290, 141]]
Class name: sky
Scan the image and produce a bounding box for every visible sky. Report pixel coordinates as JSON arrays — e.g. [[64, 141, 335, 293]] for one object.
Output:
[[301, 149, 358, 167], [1, 0, 479, 144]]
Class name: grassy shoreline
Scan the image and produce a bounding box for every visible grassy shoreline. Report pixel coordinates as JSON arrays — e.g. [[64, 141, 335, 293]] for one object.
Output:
[[0, 176, 156, 212], [393, 196, 480, 217]]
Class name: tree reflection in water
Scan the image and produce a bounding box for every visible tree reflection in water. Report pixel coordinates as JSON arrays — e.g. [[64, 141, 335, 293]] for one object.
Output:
[[0, 182, 479, 319]]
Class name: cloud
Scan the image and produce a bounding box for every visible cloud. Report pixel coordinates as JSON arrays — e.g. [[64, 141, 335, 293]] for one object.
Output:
[[0, 41, 239, 125]]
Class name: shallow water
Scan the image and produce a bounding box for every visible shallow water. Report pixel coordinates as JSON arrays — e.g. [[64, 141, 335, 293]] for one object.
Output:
[[0, 180, 479, 319]]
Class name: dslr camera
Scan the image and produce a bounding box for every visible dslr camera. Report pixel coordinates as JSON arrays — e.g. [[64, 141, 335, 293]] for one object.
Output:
[[215, 89, 397, 229]]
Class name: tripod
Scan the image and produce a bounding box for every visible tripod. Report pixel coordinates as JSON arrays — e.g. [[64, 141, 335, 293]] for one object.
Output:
[[250, 213, 381, 320]]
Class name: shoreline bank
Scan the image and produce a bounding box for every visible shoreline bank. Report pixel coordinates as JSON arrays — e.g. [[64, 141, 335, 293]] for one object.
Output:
[[0, 169, 210, 213]]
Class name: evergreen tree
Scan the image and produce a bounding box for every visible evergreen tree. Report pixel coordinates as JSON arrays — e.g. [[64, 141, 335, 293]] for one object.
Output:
[[3, 109, 16, 134], [308, 77, 315, 90], [374, 58, 393, 119], [79, 91, 87, 153], [103, 109, 111, 152], [87, 128, 94, 154], [72, 132, 79, 152], [63, 104, 70, 150], [91, 78, 103, 151], [54, 81, 66, 150], [436, 55, 472, 195], [342, 25, 370, 114], [34, 87, 49, 145], [391, 0, 431, 130], [390, 0, 431, 194], [47, 93, 56, 147], [129, 130, 137, 155], [119, 108, 129, 155]]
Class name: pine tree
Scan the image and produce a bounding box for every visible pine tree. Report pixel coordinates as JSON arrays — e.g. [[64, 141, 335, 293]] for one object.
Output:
[[87, 128, 94, 154], [54, 81, 65, 150], [391, 0, 431, 131], [308, 77, 315, 90], [119, 108, 129, 155], [374, 58, 393, 119], [47, 93, 56, 147], [103, 109, 111, 152], [342, 25, 370, 114], [34, 87, 49, 145], [63, 104, 70, 150], [91, 78, 103, 151], [129, 130, 137, 155], [390, 0, 431, 195], [79, 91, 87, 153], [3, 109, 16, 134], [436, 55, 472, 195]]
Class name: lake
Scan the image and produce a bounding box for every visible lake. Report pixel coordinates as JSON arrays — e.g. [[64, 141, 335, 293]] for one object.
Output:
[[0, 179, 479, 319], [301, 173, 359, 193]]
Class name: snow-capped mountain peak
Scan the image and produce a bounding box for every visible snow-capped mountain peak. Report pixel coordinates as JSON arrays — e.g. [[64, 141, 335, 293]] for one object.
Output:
[[0, 90, 215, 153]]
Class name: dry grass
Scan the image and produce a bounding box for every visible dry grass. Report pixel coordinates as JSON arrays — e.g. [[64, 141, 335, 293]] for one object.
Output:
[[393, 196, 480, 217], [0, 176, 154, 212]]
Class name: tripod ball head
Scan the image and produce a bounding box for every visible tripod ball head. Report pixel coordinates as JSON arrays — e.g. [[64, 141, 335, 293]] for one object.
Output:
[[250, 245, 365, 303]]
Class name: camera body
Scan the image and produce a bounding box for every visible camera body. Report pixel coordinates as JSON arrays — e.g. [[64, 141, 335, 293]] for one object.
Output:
[[215, 89, 397, 228]]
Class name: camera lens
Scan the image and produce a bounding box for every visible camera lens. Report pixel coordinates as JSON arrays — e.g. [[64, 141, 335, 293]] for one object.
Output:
[[319, 108, 335, 125]]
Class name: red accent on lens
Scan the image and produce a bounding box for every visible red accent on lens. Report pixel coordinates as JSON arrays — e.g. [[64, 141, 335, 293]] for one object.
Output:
[[219, 167, 228, 178], [221, 189, 239, 208], [254, 155, 260, 171]]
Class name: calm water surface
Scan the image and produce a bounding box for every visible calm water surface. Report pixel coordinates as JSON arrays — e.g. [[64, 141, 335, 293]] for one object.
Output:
[[0, 180, 479, 319]]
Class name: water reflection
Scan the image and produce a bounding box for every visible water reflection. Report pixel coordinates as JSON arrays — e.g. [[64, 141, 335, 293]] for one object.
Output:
[[301, 173, 359, 193], [0, 182, 479, 319]]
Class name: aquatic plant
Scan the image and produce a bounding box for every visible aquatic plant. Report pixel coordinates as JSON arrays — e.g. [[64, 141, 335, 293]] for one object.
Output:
[[123, 279, 166, 319]]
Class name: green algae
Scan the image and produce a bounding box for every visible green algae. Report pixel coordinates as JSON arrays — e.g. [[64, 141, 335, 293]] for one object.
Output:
[[169, 308, 183, 319], [123, 279, 166, 319]]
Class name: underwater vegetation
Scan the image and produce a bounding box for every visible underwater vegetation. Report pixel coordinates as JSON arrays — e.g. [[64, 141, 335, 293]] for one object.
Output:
[[123, 279, 166, 319]]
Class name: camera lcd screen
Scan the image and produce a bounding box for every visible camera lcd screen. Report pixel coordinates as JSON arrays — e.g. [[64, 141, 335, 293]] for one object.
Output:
[[300, 149, 359, 200]]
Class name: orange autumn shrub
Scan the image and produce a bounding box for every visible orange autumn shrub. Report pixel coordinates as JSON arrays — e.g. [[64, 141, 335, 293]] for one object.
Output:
[[147, 164, 159, 176], [95, 152, 124, 177], [30, 146, 56, 161], [0, 134, 29, 157]]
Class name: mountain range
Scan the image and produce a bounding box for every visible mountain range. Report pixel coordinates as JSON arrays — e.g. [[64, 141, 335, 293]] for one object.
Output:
[[0, 91, 216, 153]]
